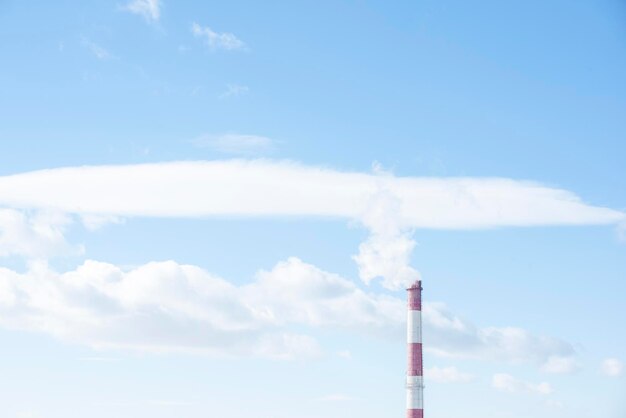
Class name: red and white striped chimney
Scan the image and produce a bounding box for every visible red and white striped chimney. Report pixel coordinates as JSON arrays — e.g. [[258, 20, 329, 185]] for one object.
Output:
[[406, 280, 424, 418]]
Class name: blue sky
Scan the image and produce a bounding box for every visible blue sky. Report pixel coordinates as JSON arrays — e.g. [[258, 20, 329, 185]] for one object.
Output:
[[0, 1, 625, 417]]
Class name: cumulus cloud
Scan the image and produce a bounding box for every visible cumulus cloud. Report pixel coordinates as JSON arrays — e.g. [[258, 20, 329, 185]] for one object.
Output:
[[192, 134, 274, 156], [0, 160, 621, 289], [246, 257, 403, 334], [0, 257, 397, 358], [0, 209, 82, 258], [423, 303, 578, 373], [0, 255, 579, 369], [601, 358, 624, 377], [492, 373, 554, 395], [425, 366, 473, 383], [123, 0, 161, 22], [191, 23, 245, 51]]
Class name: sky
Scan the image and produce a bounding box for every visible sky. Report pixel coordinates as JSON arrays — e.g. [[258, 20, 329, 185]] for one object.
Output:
[[0, 0, 625, 417]]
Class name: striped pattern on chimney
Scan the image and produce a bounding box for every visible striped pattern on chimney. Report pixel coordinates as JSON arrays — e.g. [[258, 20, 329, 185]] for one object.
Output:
[[406, 280, 423, 418]]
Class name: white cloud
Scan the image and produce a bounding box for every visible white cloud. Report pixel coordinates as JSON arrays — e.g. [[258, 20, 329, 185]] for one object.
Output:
[[352, 185, 420, 290], [247, 258, 404, 335], [423, 303, 578, 373], [123, 0, 161, 22], [192, 135, 274, 156], [81, 38, 116, 61], [0, 209, 82, 258], [80, 214, 124, 231], [0, 255, 579, 369], [601, 358, 624, 377], [0, 161, 619, 229], [0, 160, 621, 289], [0, 257, 397, 358], [492, 373, 554, 395], [540, 355, 579, 374], [191, 23, 245, 51], [425, 366, 473, 383], [219, 83, 249, 99]]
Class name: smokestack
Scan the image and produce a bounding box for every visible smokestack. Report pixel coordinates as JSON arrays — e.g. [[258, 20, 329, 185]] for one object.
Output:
[[406, 280, 424, 418]]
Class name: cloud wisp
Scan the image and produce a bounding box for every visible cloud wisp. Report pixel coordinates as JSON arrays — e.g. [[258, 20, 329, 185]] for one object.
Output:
[[123, 0, 161, 22], [618, 221, 626, 242], [219, 84, 249, 99], [0, 209, 82, 259], [601, 358, 624, 377], [191, 23, 246, 51], [81, 38, 117, 61], [492, 373, 554, 395]]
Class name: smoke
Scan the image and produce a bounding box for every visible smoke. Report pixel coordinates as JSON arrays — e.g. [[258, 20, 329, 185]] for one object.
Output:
[[351, 164, 420, 290], [352, 187, 420, 290]]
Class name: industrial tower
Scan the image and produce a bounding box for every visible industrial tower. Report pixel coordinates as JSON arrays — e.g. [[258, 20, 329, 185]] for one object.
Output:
[[406, 280, 424, 418]]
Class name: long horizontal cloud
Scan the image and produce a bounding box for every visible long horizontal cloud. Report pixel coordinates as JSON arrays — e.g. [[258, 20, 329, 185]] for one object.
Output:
[[0, 160, 622, 289], [0, 256, 577, 370], [0, 160, 621, 228]]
